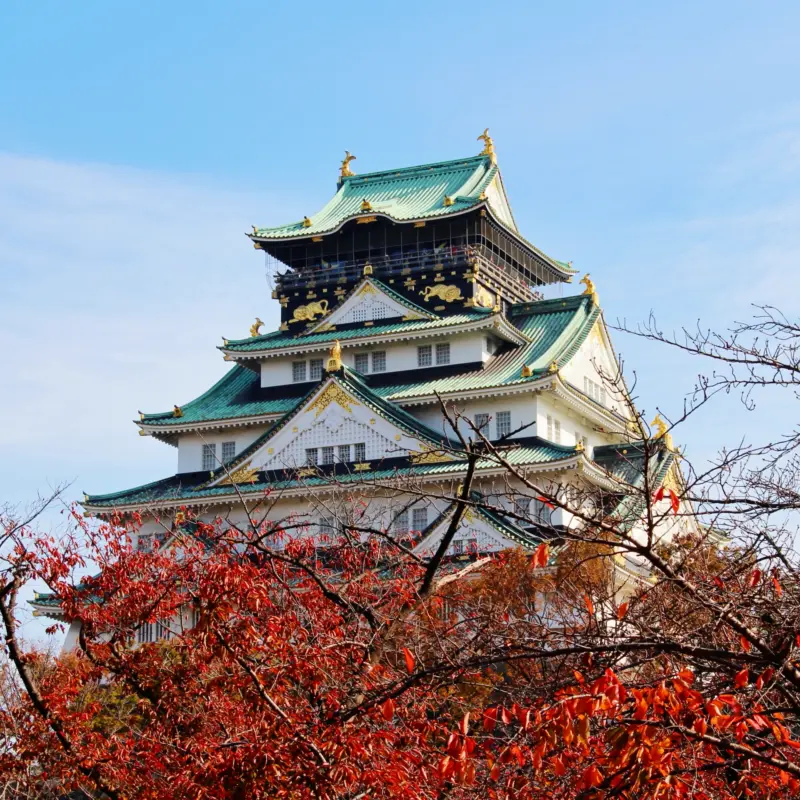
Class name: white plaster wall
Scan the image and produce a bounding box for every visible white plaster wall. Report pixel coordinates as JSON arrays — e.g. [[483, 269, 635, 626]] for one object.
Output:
[[259, 331, 493, 387], [535, 393, 615, 453], [177, 425, 270, 473]]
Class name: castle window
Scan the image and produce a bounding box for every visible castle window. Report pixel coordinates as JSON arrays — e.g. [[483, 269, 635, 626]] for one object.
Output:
[[547, 415, 561, 444], [337, 444, 351, 462], [354, 442, 366, 461], [435, 342, 450, 365], [202, 443, 217, 471], [305, 448, 319, 466], [417, 345, 432, 367], [354, 353, 370, 373], [496, 411, 511, 438], [319, 517, 336, 537], [352, 304, 368, 322], [309, 358, 324, 381], [372, 351, 386, 373], [584, 377, 607, 407], [474, 412, 490, 432], [221, 441, 236, 463], [453, 539, 464, 555], [292, 361, 307, 382], [514, 497, 531, 516], [393, 509, 409, 534], [321, 446, 335, 466], [412, 507, 428, 532]]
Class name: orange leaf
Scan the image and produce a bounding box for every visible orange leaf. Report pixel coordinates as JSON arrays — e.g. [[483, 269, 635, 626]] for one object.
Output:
[[772, 575, 783, 597], [402, 647, 415, 674], [734, 668, 749, 689], [739, 635, 751, 653], [459, 712, 470, 736], [616, 602, 629, 620], [380, 698, 395, 721], [483, 707, 498, 732], [747, 569, 761, 588], [584, 595, 595, 615], [533, 541, 549, 569]]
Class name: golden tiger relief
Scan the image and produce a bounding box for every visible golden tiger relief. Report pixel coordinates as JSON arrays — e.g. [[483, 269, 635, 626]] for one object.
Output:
[[291, 299, 329, 323], [421, 284, 463, 303]]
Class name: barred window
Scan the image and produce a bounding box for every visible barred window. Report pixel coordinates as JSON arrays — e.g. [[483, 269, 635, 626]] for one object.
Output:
[[417, 345, 432, 367], [354, 353, 370, 373], [533, 498, 552, 524], [514, 497, 531, 516], [496, 411, 511, 439], [137, 622, 155, 645], [292, 361, 307, 382], [546, 415, 561, 444], [321, 446, 335, 465], [354, 442, 366, 462], [372, 351, 386, 373], [435, 342, 450, 365], [319, 517, 336, 536], [221, 441, 236, 463], [156, 620, 172, 641], [474, 412, 490, 431], [305, 448, 319, 466], [309, 358, 324, 381], [352, 304, 368, 322], [393, 509, 409, 534], [412, 507, 428, 532], [453, 539, 465, 555], [584, 377, 607, 406], [202, 443, 217, 471], [337, 444, 351, 463]]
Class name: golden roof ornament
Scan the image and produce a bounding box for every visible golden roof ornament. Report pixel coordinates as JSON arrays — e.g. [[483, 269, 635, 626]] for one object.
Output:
[[173, 405, 183, 418], [340, 150, 356, 178], [302, 216, 313, 228], [326, 340, 343, 372], [138, 410, 144, 421], [250, 317, 264, 338], [548, 361, 559, 374], [575, 438, 585, 453], [251, 225, 258, 235], [443, 195, 455, 207], [580, 273, 598, 304], [363, 263, 373, 276], [650, 414, 675, 451], [477, 128, 497, 164], [360, 198, 372, 212], [521, 364, 532, 378]]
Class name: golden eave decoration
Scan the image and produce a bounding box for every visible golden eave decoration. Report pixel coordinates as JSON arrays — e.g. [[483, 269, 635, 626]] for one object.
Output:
[[410, 446, 451, 464], [360, 198, 373, 212], [325, 340, 343, 373], [250, 317, 264, 337], [340, 150, 356, 179], [477, 128, 497, 164], [291, 300, 329, 324], [217, 464, 261, 486], [309, 381, 357, 417], [173, 405, 183, 418], [303, 216, 313, 228], [421, 284, 463, 303]]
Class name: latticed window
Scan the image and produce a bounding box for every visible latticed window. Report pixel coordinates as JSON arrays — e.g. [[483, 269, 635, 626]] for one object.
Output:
[[305, 448, 319, 466], [354, 353, 370, 373], [436, 342, 450, 365], [546, 415, 561, 443], [221, 441, 235, 463], [156, 620, 172, 641], [496, 411, 511, 439], [352, 304, 368, 322], [202, 443, 217, 471], [474, 412, 490, 431], [412, 507, 428, 532], [292, 361, 307, 382], [453, 539, 465, 555], [354, 442, 366, 462], [337, 444, 351, 463], [321, 446, 335, 465], [584, 377, 607, 406], [417, 345, 432, 367], [393, 509, 409, 534], [137, 622, 155, 645], [309, 359, 324, 381], [319, 517, 336, 536], [514, 497, 531, 517], [372, 351, 386, 372]]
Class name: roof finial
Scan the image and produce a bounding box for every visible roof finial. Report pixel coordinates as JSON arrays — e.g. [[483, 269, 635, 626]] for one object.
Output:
[[360, 198, 372, 212], [478, 128, 496, 163], [173, 405, 183, 418], [326, 340, 343, 373], [650, 414, 675, 451], [302, 216, 313, 228], [340, 151, 356, 179], [580, 273, 598, 305], [250, 317, 264, 338]]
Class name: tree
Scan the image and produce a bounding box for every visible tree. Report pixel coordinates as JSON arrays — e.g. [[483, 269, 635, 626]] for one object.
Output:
[[3, 305, 800, 799]]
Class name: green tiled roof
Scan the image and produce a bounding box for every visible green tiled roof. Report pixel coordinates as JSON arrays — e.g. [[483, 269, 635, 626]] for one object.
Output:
[[140, 366, 299, 427], [252, 156, 503, 240], [85, 439, 579, 510], [223, 309, 493, 353], [379, 294, 599, 400]]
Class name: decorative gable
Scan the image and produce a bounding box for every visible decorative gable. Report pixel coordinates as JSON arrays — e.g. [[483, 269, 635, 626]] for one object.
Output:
[[307, 279, 432, 333], [208, 375, 446, 482]]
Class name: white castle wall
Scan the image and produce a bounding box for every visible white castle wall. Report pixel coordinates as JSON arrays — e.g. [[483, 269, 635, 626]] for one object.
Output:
[[177, 425, 270, 474]]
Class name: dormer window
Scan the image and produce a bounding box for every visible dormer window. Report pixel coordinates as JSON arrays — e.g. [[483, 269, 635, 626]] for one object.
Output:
[[354, 351, 386, 374]]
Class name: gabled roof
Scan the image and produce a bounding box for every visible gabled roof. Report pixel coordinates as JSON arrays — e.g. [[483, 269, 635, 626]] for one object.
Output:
[[305, 277, 433, 333], [221, 308, 507, 356], [251, 155, 511, 241]]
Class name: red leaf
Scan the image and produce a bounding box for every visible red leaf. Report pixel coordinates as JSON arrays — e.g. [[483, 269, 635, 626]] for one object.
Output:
[[772, 575, 783, 597], [483, 707, 498, 732], [739, 635, 751, 653], [734, 668, 749, 689], [380, 698, 395, 721], [616, 602, 629, 620], [748, 569, 762, 588], [459, 712, 470, 736], [583, 595, 595, 615], [535, 495, 555, 509], [533, 541, 549, 569], [402, 647, 415, 674], [654, 487, 665, 503]]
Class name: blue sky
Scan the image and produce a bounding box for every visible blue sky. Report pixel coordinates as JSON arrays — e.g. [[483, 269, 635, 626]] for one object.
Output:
[[2, 3, 799, 635]]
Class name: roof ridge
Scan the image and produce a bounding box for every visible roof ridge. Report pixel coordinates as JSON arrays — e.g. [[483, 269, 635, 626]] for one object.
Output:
[[339, 155, 489, 185], [141, 365, 246, 421]]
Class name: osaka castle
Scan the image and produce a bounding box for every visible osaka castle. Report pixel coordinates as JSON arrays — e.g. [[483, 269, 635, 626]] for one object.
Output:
[[33, 132, 684, 636]]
